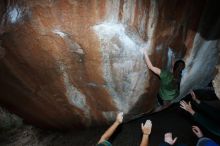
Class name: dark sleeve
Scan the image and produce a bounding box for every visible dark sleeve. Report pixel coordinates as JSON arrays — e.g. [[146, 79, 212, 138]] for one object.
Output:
[[193, 112, 220, 136], [159, 142, 172, 146], [197, 137, 219, 146], [192, 101, 220, 122]]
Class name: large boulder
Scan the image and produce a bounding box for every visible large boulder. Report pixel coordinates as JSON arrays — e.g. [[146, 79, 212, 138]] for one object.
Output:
[[0, 0, 219, 129]]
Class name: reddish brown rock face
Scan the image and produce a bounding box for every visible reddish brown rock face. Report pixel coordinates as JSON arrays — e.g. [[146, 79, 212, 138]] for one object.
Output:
[[0, 0, 219, 129]]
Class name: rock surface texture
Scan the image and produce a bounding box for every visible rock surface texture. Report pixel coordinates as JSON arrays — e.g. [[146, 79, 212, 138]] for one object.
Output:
[[213, 65, 220, 100], [0, 0, 219, 129]]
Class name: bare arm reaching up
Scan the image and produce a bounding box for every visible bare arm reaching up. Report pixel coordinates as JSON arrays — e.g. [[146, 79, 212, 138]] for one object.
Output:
[[140, 120, 152, 146], [98, 112, 123, 144], [143, 49, 161, 75]]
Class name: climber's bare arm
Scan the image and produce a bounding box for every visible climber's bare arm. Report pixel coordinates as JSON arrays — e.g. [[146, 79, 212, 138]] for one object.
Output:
[[144, 50, 161, 75]]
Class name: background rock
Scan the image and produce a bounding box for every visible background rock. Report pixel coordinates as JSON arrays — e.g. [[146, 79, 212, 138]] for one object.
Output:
[[213, 65, 220, 100]]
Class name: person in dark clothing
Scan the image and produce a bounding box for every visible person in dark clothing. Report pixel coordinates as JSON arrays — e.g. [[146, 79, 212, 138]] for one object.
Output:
[[143, 48, 185, 111], [159, 126, 219, 146], [192, 125, 219, 146], [180, 91, 220, 137]]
